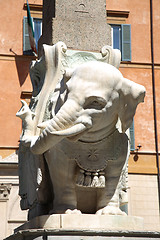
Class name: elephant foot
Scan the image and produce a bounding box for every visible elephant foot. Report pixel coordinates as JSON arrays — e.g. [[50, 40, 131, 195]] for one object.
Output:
[[65, 209, 82, 215], [96, 206, 127, 216]]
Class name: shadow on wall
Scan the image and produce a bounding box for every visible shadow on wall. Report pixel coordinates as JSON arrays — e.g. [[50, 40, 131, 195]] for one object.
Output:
[[15, 56, 31, 87]]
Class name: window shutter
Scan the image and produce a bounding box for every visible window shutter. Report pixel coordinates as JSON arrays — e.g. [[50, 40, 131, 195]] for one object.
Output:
[[121, 24, 131, 61], [129, 120, 135, 151], [23, 17, 32, 53]]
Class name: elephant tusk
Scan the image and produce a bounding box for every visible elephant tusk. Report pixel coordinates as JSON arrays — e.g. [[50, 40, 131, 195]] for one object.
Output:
[[30, 123, 89, 155], [37, 120, 52, 130], [50, 123, 88, 137]]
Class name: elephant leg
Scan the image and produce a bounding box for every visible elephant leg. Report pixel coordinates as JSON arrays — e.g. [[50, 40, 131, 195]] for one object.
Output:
[[96, 157, 126, 215], [44, 148, 78, 214]]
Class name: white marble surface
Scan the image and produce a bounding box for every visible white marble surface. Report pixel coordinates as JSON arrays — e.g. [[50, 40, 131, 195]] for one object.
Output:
[[16, 42, 146, 218], [15, 214, 144, 232]]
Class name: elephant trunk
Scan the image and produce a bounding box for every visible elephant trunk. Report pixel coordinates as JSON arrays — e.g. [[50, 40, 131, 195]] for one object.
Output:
[[31, 99, 92, 154]]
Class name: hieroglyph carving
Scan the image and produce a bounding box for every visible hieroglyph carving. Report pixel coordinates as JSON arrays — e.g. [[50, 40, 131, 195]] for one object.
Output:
[[16, 42, 145, 219]]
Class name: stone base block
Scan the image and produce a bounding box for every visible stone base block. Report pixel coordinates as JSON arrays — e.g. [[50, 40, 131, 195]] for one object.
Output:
[[5, 214, 160, 239], [14, 214, 144, 232], [5, 229, 160, 240]]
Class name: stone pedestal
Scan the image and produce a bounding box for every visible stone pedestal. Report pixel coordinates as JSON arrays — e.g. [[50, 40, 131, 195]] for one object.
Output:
[[5, 229, 160, 240], [14, 214, 144, 232], [5, 214, 160, 239]]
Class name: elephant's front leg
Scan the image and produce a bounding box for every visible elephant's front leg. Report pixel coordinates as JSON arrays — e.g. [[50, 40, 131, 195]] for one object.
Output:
[[96, 157, 127, 215], [45, 147, 80, 214]]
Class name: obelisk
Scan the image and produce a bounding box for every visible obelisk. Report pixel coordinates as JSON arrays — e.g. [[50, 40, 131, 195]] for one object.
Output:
[[39, 0, 111, 55]]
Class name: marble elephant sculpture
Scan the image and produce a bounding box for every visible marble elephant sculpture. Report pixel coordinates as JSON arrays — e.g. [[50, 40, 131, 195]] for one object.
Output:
[[26, 61, 145, 215]]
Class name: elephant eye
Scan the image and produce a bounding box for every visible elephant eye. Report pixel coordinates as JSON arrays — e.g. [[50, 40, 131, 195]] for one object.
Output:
[[84, 97, 106, 110], [92, 100, 100, 105]]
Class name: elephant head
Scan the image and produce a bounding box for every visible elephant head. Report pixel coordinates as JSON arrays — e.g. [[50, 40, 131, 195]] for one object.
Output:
[[30, 61, 145, 154]]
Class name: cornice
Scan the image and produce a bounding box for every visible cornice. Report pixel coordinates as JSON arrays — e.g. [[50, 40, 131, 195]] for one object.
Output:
[[120, 61, 160, 69], [23, 3, 43, 11], [107, 10, 129, 18]]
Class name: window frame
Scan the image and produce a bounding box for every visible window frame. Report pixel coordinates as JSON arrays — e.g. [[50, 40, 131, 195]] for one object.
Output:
[[110, 24, 131, 62], [23, 16, 42, 56], [129, 120, 135, 151]]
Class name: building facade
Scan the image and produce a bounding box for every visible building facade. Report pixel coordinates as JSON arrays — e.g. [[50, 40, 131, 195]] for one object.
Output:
[[107, 0, 160, 230], [0, 0, 160, 239]]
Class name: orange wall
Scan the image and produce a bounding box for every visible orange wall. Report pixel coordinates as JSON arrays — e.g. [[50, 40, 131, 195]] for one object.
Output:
[[0, 0, 42, 56], [107, 0, 151, 63], [0, 58, 32, 146], [107, 0, 160, 154], [0, 0, 42, 147], [120, 66, 155, 151], [107, 0, 160, 64], [152, 0, 160, 63], [1, 0, 160, 155]]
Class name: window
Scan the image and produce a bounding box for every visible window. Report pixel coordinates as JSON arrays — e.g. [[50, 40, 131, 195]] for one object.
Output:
[[108, 12, 134, 150], [111, 24, 134, 150], [129, 120, 135, 151], [111, 24, 131, 62], [23, 17, 42, 55]]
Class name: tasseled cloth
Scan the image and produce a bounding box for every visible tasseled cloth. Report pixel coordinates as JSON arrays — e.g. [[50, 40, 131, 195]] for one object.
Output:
[[62, 129, 128, 188], [76, 170, 105, 188]]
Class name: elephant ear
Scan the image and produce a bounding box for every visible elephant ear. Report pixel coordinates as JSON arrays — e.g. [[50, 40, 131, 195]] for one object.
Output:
[[64, 68, 75, 81], [118, 78, 146, 133]]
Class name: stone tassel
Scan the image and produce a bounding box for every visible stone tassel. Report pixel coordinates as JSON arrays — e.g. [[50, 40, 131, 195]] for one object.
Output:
[[84, 172, 92, 187], [76, 169, 85, 186], [91, 172, 99, 187], [98, 171, 105, 188]]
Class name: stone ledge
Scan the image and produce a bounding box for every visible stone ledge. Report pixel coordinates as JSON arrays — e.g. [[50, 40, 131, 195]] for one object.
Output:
[[15, 214, 144, 233], [5, 229, 160, 240]]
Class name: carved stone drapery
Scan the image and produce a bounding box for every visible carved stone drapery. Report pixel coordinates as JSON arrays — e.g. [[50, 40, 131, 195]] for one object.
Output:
[[0, 183, 11, 201]]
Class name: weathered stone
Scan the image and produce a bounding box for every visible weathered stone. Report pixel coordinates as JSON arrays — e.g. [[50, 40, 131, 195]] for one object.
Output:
[[39, 0, 111, 55], [6, 215, 160, 240], [15, 214, 144, 232], [52, 18, 111, 51]]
